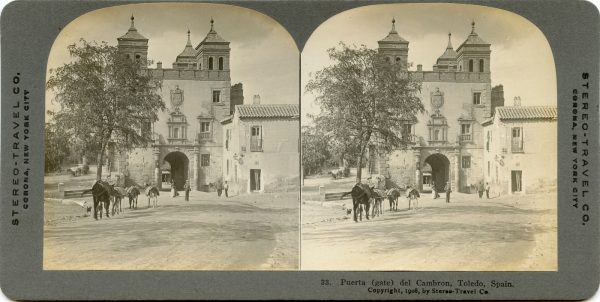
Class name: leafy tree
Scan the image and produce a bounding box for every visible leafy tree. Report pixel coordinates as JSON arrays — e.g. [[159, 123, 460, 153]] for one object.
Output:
[[306, 43, 424, 182], [301, 125, 330, 176], [44, 123, 70, 173], [46, 39, 164, 180]]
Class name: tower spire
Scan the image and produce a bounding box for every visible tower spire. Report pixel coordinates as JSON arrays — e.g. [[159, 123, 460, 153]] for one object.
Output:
[[130, 14, 135, 30], [187, 29, 192, 46], [447, 32, 453, 49], [471, 20, 476, 34], [210, 18, 215, 32], [390, 18, 397, 34]]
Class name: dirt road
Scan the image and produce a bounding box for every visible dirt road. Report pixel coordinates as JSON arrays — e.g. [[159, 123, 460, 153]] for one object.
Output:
[[44, 191, 299, 270], [301, 192, 556, 271]]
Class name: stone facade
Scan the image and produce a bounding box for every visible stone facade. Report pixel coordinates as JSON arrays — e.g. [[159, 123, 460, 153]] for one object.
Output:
[[114, 17, 235, 191], [482, 106, 557, 195], [372, 21, 496, 193], [221, 104, 299, 194]]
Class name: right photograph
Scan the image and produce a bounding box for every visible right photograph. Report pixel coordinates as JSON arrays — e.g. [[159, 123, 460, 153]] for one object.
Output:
[[301, 3, 557, 271]]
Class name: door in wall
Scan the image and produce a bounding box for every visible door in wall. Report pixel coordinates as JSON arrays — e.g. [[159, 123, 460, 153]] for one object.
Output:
[[250, 169, 261, 191], [511, 170, 522, 193]]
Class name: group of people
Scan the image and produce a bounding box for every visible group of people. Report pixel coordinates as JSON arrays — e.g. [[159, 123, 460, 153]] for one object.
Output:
[[215, 179, 229, 197], [477, 182, 491, 199], [168, 178, 231, 200], [170, 179, 191, 201], [430, 180, 452, 203]]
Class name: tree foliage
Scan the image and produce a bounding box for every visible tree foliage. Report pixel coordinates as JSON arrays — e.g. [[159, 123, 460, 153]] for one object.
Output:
[[46, 39, 165, 179], [301, 125, 330, 176], [306, 43, 424, 182], [44, 123, 71, 173]]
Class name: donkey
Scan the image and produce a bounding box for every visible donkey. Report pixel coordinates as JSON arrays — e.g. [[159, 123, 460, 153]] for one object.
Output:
[[145, 185, 160, 208], [126, 186, 141, 209], [341, 183, 374, 222], [386, 188, 401, 212]]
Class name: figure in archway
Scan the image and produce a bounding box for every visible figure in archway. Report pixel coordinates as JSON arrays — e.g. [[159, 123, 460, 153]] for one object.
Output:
[[424, 153, 450, 193], [163, 151, 189, 191]]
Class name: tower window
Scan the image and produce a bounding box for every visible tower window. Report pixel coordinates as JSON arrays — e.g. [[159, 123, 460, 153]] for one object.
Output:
[[212, 90, 221, 103], [468, 59, 474, 72], [135, 54, 141, 59], [218, 57, 224, 70], [208, 57, 214, 70], [201, 154, 210, 167], [462, 156, 471, 169], [479, 59, 484, 72], [395, 57, 401, 63], [473, 92, 482, 105]]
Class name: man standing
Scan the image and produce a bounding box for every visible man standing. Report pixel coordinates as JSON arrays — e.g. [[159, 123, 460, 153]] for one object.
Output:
[[477, 181, 484, 199], [485, 182, 491, 199], [444, 181, 451, 203], [184, 179, 191, 202], [216, 179, 223, 197], [224, 180, 229, 198], [431, 180, 437, 199]]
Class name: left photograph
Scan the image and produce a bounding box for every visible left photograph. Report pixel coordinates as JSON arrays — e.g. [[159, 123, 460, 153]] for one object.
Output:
[[43, 3, 300, 270]]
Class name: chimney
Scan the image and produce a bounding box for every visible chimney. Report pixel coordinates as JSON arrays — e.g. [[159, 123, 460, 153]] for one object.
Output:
[[157, 62, 162, 69], [417, 64, 422, 71], [513, 96, 521, 106], [253, 94, 261, 105]]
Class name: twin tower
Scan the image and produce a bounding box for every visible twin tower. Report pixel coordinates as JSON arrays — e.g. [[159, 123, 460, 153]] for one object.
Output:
[[116, 15, 230, 71], [378, 19, 491, 73]]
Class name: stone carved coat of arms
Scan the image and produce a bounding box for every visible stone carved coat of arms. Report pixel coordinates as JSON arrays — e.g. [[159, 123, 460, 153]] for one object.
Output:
[[170, 85, 184, 111], [430, 88, 444, 113]]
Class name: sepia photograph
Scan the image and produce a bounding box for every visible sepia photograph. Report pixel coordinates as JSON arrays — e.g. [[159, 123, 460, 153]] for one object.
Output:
[[43, 3, 300, 270], [301, 3, 557, 271]]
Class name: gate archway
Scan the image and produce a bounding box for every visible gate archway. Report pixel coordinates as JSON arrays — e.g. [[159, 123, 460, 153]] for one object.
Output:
[[163, 151, 189, 190], [424, 153, 450, 192]]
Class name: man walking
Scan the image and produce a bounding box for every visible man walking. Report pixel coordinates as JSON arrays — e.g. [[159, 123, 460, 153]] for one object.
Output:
[[224, 180, 229, 198], [444, 181, 451, 203], [477, 181, 484, 199], [184, 179, 191, 202]]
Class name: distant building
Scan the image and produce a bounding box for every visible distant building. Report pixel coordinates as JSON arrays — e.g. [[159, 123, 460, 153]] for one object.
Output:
[[371, 20, 495, 193], [111, 16, 235, 191], [221, 103, 299, 194], [482, 105, 557, 194]]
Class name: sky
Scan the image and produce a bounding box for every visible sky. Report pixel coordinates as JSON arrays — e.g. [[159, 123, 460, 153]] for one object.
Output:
[[45, 3, 299, 113], [301, 3, 557, 124]]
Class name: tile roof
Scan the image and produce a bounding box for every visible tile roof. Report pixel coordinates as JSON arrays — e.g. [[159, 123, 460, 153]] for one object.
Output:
[[496, 106, 557, 120], [236, 104, 299, 119]]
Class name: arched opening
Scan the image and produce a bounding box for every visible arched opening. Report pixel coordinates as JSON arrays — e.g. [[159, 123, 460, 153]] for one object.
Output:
[[163, 151, 189, 190], [468, 59, 474, 72], [208, 57, 214, 70], [424, 153, 450, 192], [479, 59, 484, 72], [218, 57, 224, 70]]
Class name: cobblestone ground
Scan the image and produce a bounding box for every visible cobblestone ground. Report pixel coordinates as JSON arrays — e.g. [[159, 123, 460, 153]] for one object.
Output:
[[301, 190, 557, 271], [44, 191, 299, 270]]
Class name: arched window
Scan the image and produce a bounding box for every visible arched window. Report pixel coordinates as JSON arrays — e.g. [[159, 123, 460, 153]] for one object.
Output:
[[479, 59, 484, 72], [468, 59, 474, 72], [395, 57, 401, 63], [459, 64, 462, 72], [208, 57, 214, 70], [218, 57, 224, 70]]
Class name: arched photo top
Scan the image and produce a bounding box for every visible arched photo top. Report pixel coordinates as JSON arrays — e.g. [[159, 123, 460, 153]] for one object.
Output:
[[46, 2, 299, 113], [302, 3, 556, 122]]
